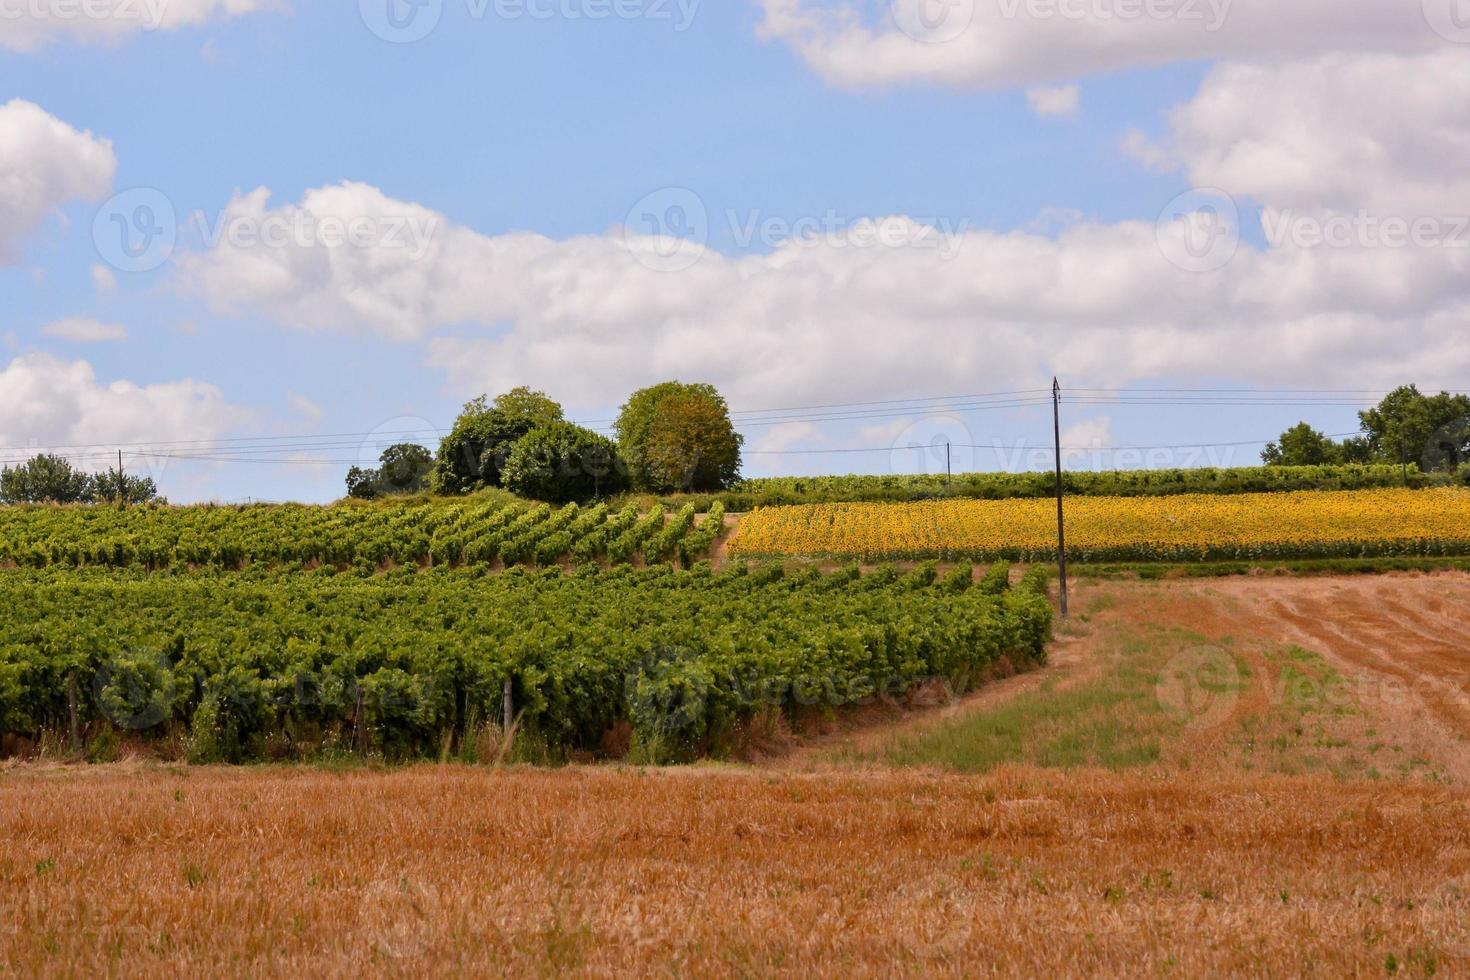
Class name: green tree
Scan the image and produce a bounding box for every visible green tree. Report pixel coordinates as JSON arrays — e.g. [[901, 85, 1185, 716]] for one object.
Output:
[[90, 465, 161, 504], [1261, 423, 1343, 466], [432, 389, 565, 495], [643, 394, 744, 492], [346, 443, 433, 500], [0, 454, 95, 504], [491, 386, 563, 425], [1359, 385, 1470, 478], [500, 422, 627, 504], [614, 382, 742, 492]]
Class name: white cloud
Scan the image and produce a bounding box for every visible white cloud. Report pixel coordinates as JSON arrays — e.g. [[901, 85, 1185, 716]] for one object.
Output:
[[287, 392, 324, 422], [40, 317, 128, 343], [177, 182, 472, 341], [1126, 50, 1470, 218], [0, 0, 276, 52], [752, 422, 823, 453], [0, 354, 247, 472], [173, 178, 1470, 412], [1061, 416, 1112, 450], [0, 100, 115, 263], [90, 263, 117, 294], [756, 0, 1444, 90], [857, 418, 917, 445], [1027, 84, 1079, 119]]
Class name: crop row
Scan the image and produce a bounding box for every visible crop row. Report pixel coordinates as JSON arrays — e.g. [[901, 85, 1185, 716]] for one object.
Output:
[[634, 463, 1436, 511], [0, 563, 1051, 763], [0, 497, 725, 571], [729, 488, 1470, 563]]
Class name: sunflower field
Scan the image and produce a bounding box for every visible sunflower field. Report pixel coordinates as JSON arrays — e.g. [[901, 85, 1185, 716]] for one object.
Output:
[[728, 488, 1470, 563]]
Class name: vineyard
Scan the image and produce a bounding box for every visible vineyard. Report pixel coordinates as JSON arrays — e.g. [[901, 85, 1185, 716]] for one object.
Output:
[[674, 462, 1438, 509], [0, 496, 727, 571], [729, 487, 1470, 563], [0, 562, 1051, 763]]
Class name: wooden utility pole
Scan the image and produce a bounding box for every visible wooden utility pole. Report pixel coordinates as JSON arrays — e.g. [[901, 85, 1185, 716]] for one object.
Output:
[[117, 450, 124, 503], [1052, 378, 1069, 619], [945, 442, 952, 485]]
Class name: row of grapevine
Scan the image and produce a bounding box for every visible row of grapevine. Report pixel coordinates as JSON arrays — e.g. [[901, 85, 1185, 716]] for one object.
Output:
[[643, 504, 696, 564], [0, 563, 1053, 763], [0, 497, 720, 571], [606, 505, 666, 564], [677, 502, 727, 567]]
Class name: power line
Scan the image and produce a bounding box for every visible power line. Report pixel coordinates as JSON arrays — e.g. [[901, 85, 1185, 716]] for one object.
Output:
[[4, 380, 1454, 469]]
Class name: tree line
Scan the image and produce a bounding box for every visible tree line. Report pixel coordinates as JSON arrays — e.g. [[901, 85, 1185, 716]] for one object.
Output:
[[0, 456, 159, 506], [347, 380, 743, 504], [1263, 385, 1470, 479]]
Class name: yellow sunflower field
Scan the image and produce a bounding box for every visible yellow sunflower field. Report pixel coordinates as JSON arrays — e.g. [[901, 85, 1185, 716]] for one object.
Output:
[[728, 488, 1470, 563]]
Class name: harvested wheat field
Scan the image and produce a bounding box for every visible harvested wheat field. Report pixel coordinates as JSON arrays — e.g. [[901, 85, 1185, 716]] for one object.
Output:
[[5, 573, 1470, 977], [3, 766, 1470, 976]]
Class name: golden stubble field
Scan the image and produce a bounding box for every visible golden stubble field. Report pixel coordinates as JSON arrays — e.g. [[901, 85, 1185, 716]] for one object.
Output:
[[4, 766, 1470, 977], [4, 573, 1470, 977]]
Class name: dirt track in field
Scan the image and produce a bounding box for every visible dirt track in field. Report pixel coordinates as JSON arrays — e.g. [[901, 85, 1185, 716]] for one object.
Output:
[[779, 572, 1470, 777]]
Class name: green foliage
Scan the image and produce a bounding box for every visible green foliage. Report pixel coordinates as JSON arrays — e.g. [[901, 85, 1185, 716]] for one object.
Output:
[[939, 564, 973, 593], [643, 504, 696, 564], [1264, 386, 1470, 474], [634, 463, 1428, 511], [1262, 424, 1344, 466], [89, 466, 161, 505], [0, 455, 159, 505], [642, 393, 743, 492], [432, 390, 566, 496], [0, 497, 727, 571], [0, 564, 1053, 763], [677, 501, 727, 568], [346, 443, 433, 500], [614, 382, 742, 492], [500, 422, 627, 504], [607, 505, 665, 564], [491, 386, 564, 425], [1360, 385, 1469, 472], [979, 562, 1012, 595]]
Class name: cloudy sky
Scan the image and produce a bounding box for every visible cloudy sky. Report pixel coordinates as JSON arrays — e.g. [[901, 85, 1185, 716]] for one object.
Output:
[[3, 0, 1468, 501]]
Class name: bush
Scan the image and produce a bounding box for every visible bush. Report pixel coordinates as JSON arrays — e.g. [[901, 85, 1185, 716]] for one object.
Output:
[[501, 423, 628, 504]]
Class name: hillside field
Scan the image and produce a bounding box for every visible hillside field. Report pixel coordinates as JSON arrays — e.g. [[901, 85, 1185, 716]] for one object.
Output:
[[5, 573, 1469, 976]]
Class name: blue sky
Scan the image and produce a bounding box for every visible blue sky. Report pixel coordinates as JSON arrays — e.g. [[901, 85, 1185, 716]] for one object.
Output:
[[2, 1, 1466, 501]]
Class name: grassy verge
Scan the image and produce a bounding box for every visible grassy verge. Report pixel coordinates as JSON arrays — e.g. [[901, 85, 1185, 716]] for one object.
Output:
[[838, 628, 1234, 773]]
